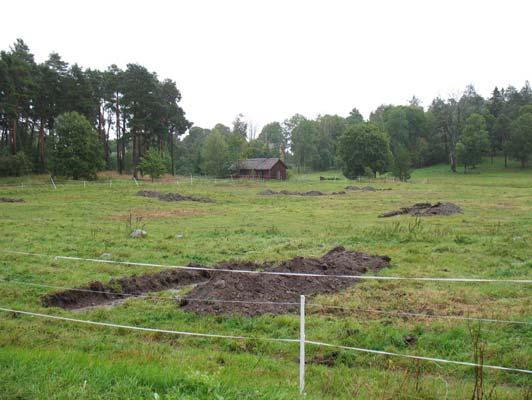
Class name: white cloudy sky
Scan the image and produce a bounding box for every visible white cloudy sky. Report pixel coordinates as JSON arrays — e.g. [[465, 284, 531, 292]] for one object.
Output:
[[1, 0, 530, 131]]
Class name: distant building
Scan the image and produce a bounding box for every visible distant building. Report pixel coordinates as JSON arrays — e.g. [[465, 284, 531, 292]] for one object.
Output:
[[232, 158, 288, 180]]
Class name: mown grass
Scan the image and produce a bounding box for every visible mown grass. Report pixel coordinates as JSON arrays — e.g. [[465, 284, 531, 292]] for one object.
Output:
[[0, 157, 530, 399]]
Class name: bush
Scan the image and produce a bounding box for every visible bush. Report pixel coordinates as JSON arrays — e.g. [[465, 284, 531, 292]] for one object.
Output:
[[50, 112, 103, 180], [0, 152, 33, 177], [338, 123, 392, 179], [139, 149, 167, 181]]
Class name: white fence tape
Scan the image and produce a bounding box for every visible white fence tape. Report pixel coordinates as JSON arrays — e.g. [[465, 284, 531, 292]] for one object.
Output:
[[0, 278, 529, 326], [304, 340, 532, 374], [0, 306, 530, 374], [5, 251, 532, 284], [0, 306, 297, 343]]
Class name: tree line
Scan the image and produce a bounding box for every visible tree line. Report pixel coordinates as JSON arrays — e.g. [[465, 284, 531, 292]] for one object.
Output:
[[0, 39, 189, 179], [1, 39, 531, 180], [178, 84, 532, 179]]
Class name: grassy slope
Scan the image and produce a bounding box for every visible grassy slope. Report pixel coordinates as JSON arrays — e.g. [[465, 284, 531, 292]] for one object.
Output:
[[0, 157, 530, 399]]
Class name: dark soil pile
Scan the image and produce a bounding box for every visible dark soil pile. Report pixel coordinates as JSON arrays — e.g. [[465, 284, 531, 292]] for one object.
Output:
[[181, 246, 390, 316], [42, 247, 390, 315], [258, 190, 344, 196], [379, 202, 463, 218], [42, 269, 209, 309], [0, 197, 24, 203], [345, 186, 391, 192], [137, 190, 213, 203]]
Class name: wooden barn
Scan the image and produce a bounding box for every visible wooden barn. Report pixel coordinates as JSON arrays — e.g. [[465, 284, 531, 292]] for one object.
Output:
[[232, 158, 288, 180]]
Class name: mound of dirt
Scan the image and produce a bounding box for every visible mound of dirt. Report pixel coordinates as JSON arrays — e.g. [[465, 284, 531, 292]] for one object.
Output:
[[0, 197, 24, 203], [379, 202, 463, 218], [258, 190, 344, 196], [181, 246, 390, 316], [42, 247, 390, 315], [137, 190, 213, 203], [344, 185, 388, 192], [42, 269, 210, 310]]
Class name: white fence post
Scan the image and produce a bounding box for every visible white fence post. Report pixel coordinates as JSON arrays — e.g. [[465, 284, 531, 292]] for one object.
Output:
[[300, 294, 305, 395], [190, 175, 193, 185], [109, 179, 112, 188], [50, 176, 57, 190], [83, 181, 86, 188], [133, 177, 139, 186]]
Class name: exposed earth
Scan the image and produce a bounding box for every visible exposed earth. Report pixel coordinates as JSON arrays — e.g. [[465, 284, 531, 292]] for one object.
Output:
[[259, 189, 345, 196], [379, 202, 463, 217], [0, 197, 24, 203], [137, 190, 213, 203], [42, 247, 390, 316], [344, 186, 392, 192]]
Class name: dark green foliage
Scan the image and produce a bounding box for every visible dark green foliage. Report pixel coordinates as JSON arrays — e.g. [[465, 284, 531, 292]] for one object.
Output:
[[258, 122, 284, 157], [346, 107, 364, 125], [201, 131, 230, 177], [0, 39, 189, 178], [456, 114, 490, 171], [50, 112, 103, 180], [507, 110, 532, 167], [139, 149, 167, 181], [0, 152, 32, 177], [338, 123, 392, 178], [391, 145, 412, 181]]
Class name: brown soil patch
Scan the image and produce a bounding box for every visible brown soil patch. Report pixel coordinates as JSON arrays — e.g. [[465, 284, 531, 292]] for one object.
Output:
[[137, 190, 213, 203], [379, 202, 463, 217], [42, 247, 390, 316], [0, 197, 24, 203], [345, 186, 391, 192], [259, 189, 345, 196], [42, 269, 210, 310], [181, 246, 390, 316], [108, 208, 207, 220]]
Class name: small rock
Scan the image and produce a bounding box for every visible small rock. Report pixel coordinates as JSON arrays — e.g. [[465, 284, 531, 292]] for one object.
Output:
[[130, 229, 147, 238], [100, 253, 112, 258], [176, 234, 184, 239]]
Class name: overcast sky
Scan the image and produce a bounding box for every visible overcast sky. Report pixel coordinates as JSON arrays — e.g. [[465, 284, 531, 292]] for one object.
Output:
[[1, 0, 530, 131]]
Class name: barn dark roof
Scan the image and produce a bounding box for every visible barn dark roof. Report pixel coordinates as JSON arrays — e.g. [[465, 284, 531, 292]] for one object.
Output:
[[234, 158, 284, 170]]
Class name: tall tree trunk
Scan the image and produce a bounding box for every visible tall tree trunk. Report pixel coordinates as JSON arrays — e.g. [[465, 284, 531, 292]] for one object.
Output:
[[115, 93, 122, 174], [38, 118, 46, 171], [132, 128, 138, 179], [11, 117, 17, 154], [121, 114, 126, 174], [450, 149, 457, 173], [97, 105, 109, 167]]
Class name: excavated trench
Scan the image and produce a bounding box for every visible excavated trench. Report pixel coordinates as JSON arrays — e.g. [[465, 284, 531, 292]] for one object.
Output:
[[42, 247, 390, 316]]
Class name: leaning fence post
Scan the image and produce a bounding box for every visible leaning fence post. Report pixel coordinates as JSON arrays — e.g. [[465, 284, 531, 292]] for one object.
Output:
[[50, 176, 57, 190], [300, 294, 305, 395], [133, 177, 139, 186]]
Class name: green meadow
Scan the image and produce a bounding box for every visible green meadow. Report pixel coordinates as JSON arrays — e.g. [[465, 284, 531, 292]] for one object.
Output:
[[0, 158, 530, 399]]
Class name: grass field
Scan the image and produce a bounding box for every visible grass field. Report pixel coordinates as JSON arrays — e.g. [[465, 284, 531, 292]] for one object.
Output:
[[0, 157, 531, 399]]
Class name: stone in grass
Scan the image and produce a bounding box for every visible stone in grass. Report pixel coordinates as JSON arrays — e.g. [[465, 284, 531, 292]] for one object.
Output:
[[130, 229, 147, 238]]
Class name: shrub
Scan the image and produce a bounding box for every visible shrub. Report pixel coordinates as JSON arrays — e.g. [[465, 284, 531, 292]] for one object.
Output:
[[139, 149, 167, 181], [0, 152, 33, 177]]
